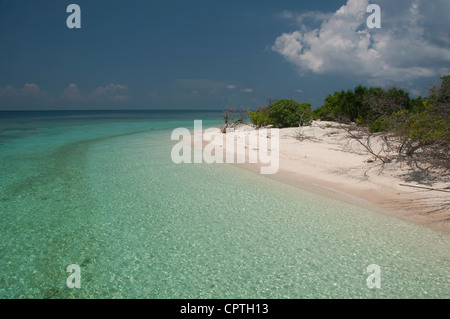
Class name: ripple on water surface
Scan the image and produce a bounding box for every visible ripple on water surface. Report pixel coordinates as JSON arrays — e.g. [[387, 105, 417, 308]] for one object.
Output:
[[0, 117, 449, 298]]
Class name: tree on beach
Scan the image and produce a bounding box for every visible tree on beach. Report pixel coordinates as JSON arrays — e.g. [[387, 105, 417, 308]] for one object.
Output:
[[314, 76, 449, 171], [247, 106, 273, 128], [242, 76, 448, 170], [312, 86, 412, 128], [248, 99, 312, 128], [268, 99, 313, 128], [220, 106, 249, 133], [386, 76, 450, 169]]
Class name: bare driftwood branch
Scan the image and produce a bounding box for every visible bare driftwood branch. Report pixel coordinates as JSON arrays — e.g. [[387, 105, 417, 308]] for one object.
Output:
[[399, 184, 450, 193], [220, 106, 249, 133], [339, 123, 391, 163]]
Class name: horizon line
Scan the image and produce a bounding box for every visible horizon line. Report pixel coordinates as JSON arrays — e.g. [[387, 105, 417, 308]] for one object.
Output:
[[0, 108, 227, 112]]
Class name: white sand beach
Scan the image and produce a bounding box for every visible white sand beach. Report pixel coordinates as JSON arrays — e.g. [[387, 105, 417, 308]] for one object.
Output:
[[198, 121, 450, 232]]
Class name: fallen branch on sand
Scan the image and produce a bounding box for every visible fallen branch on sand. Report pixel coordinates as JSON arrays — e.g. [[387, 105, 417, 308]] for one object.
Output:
[[399, 183, 450, 193]]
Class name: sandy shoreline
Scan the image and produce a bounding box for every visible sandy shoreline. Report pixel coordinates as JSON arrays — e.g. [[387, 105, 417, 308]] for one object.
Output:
[[195, 121, 449, 232]]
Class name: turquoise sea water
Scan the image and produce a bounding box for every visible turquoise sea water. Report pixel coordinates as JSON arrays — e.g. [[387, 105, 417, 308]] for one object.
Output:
[[0, 110, 449, 299]]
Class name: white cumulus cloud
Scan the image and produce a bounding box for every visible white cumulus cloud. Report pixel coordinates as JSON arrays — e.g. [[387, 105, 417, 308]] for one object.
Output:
[[88, 83, 130, 101], [0, 83, 47, 98], [60, 83, 84, 101], [272, 0, 450, 83], [59, 83, 130, 102]]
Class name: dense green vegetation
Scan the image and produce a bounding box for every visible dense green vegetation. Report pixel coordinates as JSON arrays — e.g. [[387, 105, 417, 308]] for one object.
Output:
[[248, 99, 312, 128], [312, 76, 449, 168], [247, 106, 273, 127], [311, 85, 415, 128], [245, 76, 449, 169]]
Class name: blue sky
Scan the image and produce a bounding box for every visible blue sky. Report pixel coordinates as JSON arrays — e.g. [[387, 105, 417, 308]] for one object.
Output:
[[0, 0, 449, 110]]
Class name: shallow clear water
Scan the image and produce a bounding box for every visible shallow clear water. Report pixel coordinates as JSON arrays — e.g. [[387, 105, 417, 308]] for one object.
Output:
[[0, 111, 449, 299]]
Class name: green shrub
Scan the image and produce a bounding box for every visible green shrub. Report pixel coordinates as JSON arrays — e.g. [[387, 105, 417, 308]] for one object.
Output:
[[248, 107, 274, 127], [268, 99, 312, 128], [369, 116, 390, 133], [310, 75, 449, 168], [313, 85, 413, 124], [312, 98, 339, 121]]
